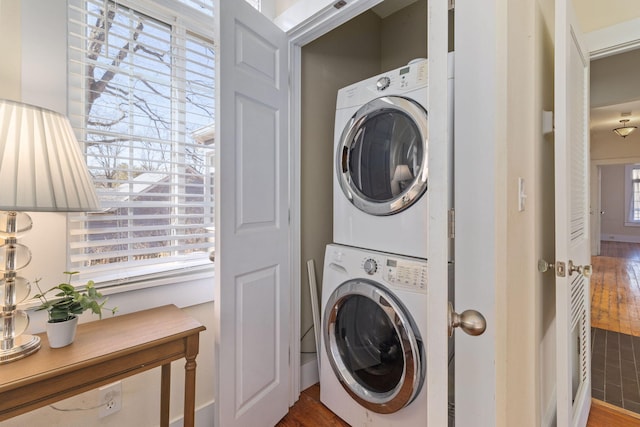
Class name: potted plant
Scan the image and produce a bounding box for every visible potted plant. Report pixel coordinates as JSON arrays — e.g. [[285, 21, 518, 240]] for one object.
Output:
[[34, 271, 117, 348]]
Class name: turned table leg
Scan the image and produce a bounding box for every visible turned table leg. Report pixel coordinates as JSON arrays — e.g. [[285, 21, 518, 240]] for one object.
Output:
[[184, 334, 200, 427]]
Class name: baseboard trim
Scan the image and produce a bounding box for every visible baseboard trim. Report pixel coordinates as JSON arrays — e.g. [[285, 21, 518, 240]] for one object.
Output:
[[170, 399, 215, 427], [300, 353, 319, 391], [602, 235, 640, 244]]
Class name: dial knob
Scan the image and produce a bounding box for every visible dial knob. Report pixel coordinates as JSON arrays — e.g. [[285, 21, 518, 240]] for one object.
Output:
[[363, 258, 378, 275], [376, 76, 391, 91]]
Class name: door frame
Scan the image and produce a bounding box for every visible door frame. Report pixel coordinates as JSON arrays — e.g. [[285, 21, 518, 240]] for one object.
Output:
[[283, 0, 386, 403], [283, 2, 489, 427]]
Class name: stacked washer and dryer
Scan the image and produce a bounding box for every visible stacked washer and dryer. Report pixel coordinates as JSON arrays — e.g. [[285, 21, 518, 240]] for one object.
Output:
[[320, 56, 454, 426]]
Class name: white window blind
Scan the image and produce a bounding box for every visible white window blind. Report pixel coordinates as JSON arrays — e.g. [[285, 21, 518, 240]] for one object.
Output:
[[631, 167, 640, 222], [67, 0, 215, 283]]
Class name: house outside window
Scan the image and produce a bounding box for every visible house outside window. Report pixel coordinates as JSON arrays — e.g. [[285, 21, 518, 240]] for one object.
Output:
[[67, 0, 215, 285]]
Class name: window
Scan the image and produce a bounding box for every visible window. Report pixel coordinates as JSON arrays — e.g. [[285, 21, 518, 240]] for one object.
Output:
[[67, 0, 215, 284], [625, 164, 640, 225], [245, 0, 262, 11]]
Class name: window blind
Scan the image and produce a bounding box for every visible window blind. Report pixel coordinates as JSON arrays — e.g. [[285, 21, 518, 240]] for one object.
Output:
[[67, 0, 215, 283]]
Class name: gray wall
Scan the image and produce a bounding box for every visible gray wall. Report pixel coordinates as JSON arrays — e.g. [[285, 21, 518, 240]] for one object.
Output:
[[600, 164, 640, 241], [300, 11, 381, 354]]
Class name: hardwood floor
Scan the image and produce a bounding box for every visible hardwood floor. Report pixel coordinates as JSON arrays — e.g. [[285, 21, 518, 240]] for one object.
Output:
[[591, 254, 640, 336], [277, 384, 638, 427], [600, 241, 640, 260], [276, 384, 348, 426], [587, 399, 640, 426]]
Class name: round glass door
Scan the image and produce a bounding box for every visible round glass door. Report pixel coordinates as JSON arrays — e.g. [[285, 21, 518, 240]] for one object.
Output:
[[323, 279, 425, 414], [337, 96, 428, 216]]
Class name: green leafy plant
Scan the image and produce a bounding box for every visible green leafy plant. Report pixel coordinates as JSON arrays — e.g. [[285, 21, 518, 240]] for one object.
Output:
[[34, 272, 118, 323]]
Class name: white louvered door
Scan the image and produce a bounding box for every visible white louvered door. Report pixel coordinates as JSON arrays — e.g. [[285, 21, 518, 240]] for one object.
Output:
[[554, 0, 591, 425]]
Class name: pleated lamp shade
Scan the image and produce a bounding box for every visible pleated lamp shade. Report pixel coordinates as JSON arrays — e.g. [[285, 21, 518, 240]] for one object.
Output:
[[0, 99, 100, 212]]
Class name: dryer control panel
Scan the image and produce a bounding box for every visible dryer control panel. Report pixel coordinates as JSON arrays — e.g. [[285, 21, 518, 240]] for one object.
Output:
[[336, 59, 428, 110]]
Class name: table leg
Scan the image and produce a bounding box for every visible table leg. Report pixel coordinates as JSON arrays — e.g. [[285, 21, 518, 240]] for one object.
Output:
[[184, 334, 200, 427], [161, 363, 171, 427]]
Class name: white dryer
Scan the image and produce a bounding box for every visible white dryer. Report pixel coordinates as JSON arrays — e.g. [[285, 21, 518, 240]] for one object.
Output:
[[320, 243, 432, 426], [333, 56, 454, 259]]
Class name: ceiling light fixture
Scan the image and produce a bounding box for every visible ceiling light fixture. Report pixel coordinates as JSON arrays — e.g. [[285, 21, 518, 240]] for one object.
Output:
[[613, 119, 637, 138]]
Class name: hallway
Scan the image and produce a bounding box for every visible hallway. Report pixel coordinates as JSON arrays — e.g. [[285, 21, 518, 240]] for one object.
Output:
[[590, 240, 640, 419]]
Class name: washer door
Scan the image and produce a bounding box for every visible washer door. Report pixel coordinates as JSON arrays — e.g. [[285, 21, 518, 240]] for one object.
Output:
[[324, 279, 425, 414], [337, 96, 428, 216]]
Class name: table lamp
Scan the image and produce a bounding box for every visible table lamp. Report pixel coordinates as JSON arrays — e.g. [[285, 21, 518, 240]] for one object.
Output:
[[0, 99, 100, 363]]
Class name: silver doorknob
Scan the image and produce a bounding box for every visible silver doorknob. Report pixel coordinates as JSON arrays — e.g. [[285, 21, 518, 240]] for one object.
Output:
[[568, 260, 592, 278], [448, 303, 487, 337]]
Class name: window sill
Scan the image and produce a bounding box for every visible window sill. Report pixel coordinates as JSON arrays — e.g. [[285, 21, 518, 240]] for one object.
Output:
[[22, 267, 214, 334], [624, 222, 640, 227]]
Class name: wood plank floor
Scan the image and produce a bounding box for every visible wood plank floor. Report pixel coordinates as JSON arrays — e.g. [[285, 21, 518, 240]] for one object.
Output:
[[276, 384, 348, 426], [591, 255, 640, 336], [587, 399, 640, 427], [592, 244, 640, 336], [277, 384, 640, 426]]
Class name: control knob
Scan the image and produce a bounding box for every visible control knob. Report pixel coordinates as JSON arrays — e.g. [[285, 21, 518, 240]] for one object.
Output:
[[363, 258, 378, 275], [376, 76, 391, 91]]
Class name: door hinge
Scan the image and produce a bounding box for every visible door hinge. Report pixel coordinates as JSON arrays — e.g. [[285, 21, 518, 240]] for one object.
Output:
[[448, 208, 455, 239], [448, 0, 455, 10]]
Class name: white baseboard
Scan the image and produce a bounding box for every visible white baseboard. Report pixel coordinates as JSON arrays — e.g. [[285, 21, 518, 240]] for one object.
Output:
[[170, 399, 215, 427], [602, 234, 640, 243], [300, 353, 319, 391]]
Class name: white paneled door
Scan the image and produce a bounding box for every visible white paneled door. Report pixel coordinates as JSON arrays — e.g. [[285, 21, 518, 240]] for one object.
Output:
[[214, 1, 290, 427], [554, 0, 591, 425]]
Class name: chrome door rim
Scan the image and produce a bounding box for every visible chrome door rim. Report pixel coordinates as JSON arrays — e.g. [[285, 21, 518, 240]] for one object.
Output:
[[336, 96, 428, 216], [323, 279, 425, 414]]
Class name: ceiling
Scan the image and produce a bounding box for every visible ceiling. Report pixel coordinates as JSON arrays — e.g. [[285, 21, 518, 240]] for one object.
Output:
[[371, 0, 419, 18], [590, 48, 640, 137]]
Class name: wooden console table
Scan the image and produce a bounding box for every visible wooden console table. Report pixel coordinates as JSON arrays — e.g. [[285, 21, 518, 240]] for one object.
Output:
[[0, 304, 206, 426]]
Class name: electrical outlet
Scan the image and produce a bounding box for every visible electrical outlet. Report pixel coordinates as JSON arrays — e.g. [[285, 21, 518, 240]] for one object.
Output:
[[99, 381, 122, 418]]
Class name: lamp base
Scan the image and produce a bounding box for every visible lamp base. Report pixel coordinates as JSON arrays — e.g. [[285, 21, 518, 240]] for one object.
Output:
[[0, 334, 41, 364]]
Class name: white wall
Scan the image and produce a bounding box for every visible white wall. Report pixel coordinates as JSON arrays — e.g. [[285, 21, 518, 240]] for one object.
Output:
[[599, 164, 640, 241], [0, 1, 215, 425], [574, 0, 640, 32]]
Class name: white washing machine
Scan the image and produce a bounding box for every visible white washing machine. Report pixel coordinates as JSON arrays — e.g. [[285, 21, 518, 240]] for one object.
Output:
[[320, 243, 434, 426], [333, 55, 454, 259]]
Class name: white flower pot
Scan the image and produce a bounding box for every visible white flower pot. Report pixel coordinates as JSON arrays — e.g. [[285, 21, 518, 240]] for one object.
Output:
[[46, 316, 79, 348]]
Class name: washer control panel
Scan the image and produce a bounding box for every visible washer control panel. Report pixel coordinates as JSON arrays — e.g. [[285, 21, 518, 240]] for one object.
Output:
[[359, 254, 427, 293], [363, 258, 378, 275]]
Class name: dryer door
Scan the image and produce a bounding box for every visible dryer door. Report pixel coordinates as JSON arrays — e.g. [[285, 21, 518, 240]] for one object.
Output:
[[337, 96, 428, 216], [324, 278, 425, 414]]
